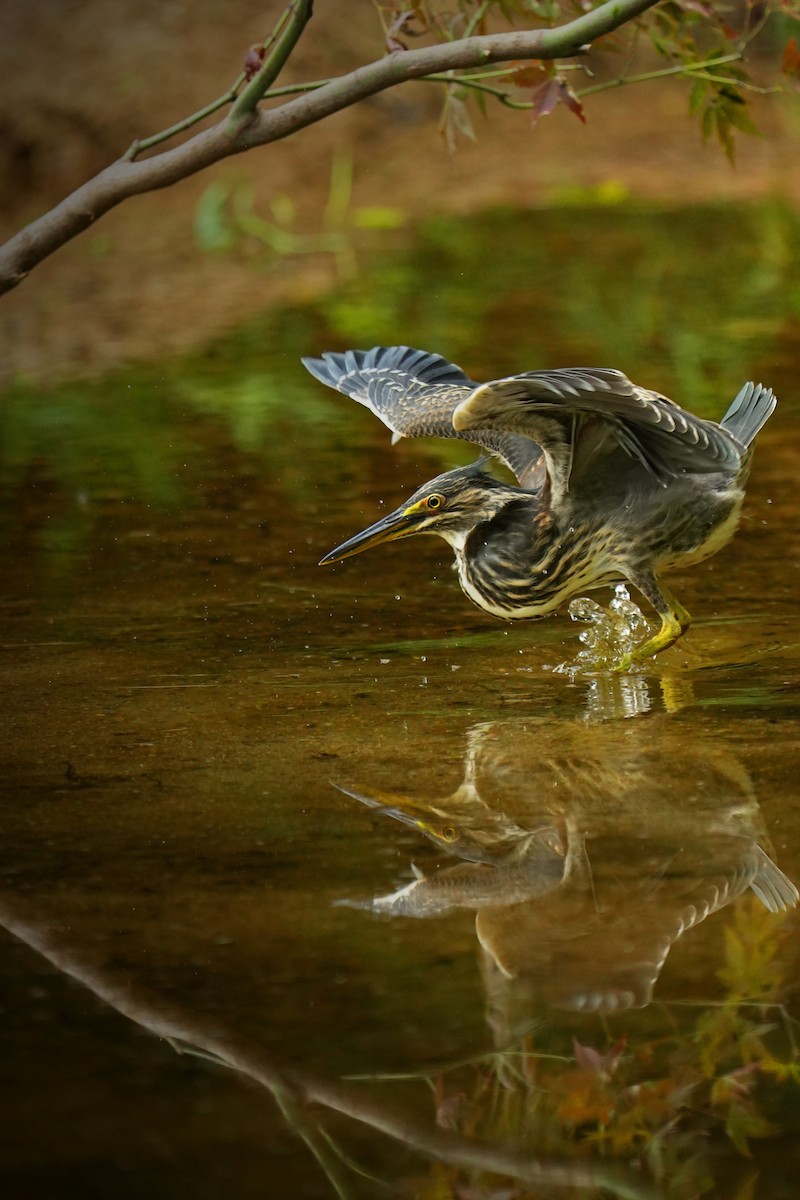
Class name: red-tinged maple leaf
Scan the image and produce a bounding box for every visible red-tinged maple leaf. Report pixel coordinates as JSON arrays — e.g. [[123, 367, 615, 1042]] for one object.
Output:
[[558, 78, 586, 124], [530, 77, 562, 126], [243, 44, 265, 80], [783, 35, 800, 78], [508, 63, 548, 88], [385, 8, 426, 52], [530, 76, 587, 126]]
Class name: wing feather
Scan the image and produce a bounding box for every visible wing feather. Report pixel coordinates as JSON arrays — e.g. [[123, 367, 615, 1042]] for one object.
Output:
[[303, 350, 757, 510], [302, 346, 545, 488], [452, 367, 744, 505]]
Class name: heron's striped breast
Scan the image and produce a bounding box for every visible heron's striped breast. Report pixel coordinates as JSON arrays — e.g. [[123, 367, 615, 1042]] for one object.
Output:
[[457, 527, 620, 620]]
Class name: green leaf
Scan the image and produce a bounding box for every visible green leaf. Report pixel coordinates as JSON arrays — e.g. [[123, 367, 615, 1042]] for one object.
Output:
[[724, 98, 761, 136], [700, 102, 716, 140], [352, 206, 407, 230], [688, 77, 709, 114]]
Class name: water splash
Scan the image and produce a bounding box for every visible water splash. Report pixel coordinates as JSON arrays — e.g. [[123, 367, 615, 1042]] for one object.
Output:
[[549, 584, 652, 676]]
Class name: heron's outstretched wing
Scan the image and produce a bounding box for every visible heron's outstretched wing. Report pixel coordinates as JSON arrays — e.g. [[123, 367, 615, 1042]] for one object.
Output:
[[301, 345, 545, 488], [452, 367, 746, 507]]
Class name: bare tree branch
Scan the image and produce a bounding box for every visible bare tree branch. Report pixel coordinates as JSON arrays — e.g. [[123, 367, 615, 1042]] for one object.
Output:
[[0, 0, 661, 296]]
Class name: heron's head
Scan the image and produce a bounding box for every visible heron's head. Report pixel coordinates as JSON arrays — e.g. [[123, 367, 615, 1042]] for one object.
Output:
[[319, 461, 523, 564]]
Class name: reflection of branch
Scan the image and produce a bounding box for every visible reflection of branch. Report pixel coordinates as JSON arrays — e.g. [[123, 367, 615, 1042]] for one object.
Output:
[[273, 1083, 356, 1200], [0, 893, 655, 1200]]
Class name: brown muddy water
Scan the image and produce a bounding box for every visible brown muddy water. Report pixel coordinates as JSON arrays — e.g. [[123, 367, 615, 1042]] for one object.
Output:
[[2, 204, 800, 1198]]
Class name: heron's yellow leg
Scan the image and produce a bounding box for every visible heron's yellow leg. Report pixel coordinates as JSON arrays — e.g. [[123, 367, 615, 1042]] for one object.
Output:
[[614, 574, 692, 672]]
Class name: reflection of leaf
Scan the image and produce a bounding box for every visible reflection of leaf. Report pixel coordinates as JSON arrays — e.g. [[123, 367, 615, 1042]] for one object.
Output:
[[725, 1104, 776, 1156], [573, 1039, 607, 1075], [718, 900, 786, 999], [573, 1035, 626, 1078], [710, 1064, 759, 1106]]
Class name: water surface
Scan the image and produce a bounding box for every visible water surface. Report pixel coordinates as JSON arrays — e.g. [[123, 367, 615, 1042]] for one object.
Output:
[[2, 202, 800, 1198]]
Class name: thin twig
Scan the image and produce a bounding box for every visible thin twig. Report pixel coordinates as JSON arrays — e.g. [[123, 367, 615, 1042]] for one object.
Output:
[[423, 70, 533, 108], [226, 0, 314, 135], [126, 3, 315, 160], [463, 0, 493, 39], [576, 52, 745, 97], [129, 77, 339, 159]]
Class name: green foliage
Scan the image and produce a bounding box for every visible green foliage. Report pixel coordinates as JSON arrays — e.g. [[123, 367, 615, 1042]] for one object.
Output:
[[687, 56, 764, 163], [369, 0, 799, 157], [195, 153, 352, 273], [194, 151, 405, 274]]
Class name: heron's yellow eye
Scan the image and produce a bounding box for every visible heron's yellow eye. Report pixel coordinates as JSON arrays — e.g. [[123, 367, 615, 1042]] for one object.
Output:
[[440, 826, 458, 842], [426, 493, 445, 511]]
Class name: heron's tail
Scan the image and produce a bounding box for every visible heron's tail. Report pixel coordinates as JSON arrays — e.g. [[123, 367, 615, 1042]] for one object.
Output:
[[721, 382, 777, 448]]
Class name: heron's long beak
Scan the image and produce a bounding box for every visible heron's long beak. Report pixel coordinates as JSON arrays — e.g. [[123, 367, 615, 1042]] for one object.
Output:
[[319, 503, 420, 565]]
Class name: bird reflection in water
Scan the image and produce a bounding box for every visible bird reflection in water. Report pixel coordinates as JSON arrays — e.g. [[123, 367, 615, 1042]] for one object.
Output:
[[336, 716, 797, 1029]]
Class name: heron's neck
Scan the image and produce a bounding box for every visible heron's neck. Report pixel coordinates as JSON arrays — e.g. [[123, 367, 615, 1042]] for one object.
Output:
[[453, 498, 562, 620], [467, 497, 554, 565]]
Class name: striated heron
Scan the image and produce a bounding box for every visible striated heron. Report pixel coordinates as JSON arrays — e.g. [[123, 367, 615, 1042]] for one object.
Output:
[[302, 346, 776, 667]]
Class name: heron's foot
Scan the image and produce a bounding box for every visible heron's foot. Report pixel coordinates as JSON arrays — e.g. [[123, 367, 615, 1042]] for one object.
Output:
[[614, 601, 692, 673]]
